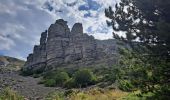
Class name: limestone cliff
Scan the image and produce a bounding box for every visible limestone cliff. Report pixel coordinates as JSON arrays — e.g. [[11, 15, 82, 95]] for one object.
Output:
[[24, 19, 118, 72]]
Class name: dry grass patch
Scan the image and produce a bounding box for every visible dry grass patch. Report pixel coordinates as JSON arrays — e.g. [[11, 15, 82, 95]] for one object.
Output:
[[69, 88, 128, 100]]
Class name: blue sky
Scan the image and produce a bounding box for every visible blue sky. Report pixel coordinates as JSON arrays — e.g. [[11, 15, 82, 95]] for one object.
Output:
[[0, 0, 118, 60]]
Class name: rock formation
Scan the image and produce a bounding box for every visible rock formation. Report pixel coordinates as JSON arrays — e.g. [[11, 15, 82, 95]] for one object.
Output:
[[24, 19, 118, 72]]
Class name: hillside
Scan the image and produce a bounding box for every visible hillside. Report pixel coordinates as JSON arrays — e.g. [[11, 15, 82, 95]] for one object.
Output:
[[0, 55, 129, 99], [0, 56, 25, 71]]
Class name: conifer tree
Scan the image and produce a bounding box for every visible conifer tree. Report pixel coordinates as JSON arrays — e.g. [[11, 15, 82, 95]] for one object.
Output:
[[105, 0, 170, 98]]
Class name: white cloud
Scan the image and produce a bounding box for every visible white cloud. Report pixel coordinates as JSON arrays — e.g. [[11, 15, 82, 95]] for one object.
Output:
[[0, 0, 54, 59], [63, 0, 77, 3], [36, 0, 116, 39], [94, 0, 119, 8], [0, 0, 117, 59], [0, 1, 29, 16], [0, 35, 15, 50]]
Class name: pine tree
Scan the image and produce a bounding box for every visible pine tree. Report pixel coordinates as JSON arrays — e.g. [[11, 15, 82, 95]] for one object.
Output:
[[105, 0, 170, 98], [105, 0, 170, 57]]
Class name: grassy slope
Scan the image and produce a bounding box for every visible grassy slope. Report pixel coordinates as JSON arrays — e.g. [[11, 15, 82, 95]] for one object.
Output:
[[0, 56, 153, 100], [0, 55, 25, 71]]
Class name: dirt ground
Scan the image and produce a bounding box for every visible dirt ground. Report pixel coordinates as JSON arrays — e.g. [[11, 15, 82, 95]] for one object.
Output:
[[0, 71, 62, 100]]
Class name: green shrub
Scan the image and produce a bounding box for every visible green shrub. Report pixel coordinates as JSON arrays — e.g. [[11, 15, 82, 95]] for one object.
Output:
[[34, 67, 45, 74], [60, 68, 78, 77], [64, 78, 76, 88], [42, 69, 97, 88], [43, 71, 56, 79], [44, 79, 56, 87], [103, 67, 118, 83], [43, 70, 64, 79], [20, 66, 45, 76], [42, 71, 70, 87], [118, 80, 134, 91], [74, 69, 97, 88], [20, 68, 33, 76], [55, 72, 70, 86]]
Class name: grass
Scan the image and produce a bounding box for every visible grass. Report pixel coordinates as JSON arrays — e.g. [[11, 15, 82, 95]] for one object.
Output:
[[69, 89, 128, 100], [46, 88, 128, 100], [120, 90, 155, 100], [0, 87, 24, 100], [45, 88, 156, 100], [0, 87, 155, 100], [46, 91, 65, 100]]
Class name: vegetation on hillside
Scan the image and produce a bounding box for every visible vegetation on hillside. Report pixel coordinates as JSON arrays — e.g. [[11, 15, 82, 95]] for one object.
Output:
[[16, 0, 170, 99], [0, 87, 156, 100], [0, 87, 24, 100], [0, 56, 25, 71], [39, 68, 97, 88], [105, 0, 170, 99], [46, 88, 128, 100]]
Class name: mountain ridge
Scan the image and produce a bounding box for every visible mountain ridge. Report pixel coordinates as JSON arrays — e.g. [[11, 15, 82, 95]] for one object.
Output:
[[24, 19, 119, 73]]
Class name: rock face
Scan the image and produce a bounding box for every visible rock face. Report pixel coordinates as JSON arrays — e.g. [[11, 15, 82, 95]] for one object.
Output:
[[24, 19, 118, 71]]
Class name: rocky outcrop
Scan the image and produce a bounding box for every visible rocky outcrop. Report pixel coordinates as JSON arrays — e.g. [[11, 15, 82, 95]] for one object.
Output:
[[24, 19, 118, 71]]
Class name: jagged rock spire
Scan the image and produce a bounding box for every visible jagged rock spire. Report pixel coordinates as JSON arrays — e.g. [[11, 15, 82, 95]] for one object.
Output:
[[24, 19, 118, 72], [40, 30, 47, 45], [71, 23, 83, 35]]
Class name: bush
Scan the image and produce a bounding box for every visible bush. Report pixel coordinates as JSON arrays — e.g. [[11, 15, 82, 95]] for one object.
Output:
[[34, 66, 45, 74], [20, 66, 45, 76], [42, 69, 97, 88], [42, 71, 70, 87], [64, 78, 76, 88], [55, 72, 70, 86], [74, 69, 97, 88], [118, 80, 134, 91], [20, 68, 33, 76], [104, 67, 118, 83], [44, 79, 56, 87], [43, 71, 56, 79]]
